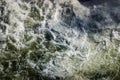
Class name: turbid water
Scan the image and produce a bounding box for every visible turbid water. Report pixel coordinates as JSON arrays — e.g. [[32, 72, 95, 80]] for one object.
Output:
[[0, 0, 120, 80]]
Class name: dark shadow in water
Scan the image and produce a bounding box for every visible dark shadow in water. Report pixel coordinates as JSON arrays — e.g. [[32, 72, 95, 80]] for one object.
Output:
[[78, 0, 120, 7]]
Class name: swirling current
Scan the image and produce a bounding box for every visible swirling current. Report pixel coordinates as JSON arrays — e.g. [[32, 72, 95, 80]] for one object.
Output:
[[0, 0, 120, 80]]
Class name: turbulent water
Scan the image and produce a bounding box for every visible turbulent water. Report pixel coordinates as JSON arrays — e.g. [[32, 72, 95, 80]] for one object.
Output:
[[0, 0, 120, 80]]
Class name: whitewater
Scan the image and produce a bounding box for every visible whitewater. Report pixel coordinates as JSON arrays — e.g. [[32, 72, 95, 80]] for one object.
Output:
[[0, 0, 120, 80]]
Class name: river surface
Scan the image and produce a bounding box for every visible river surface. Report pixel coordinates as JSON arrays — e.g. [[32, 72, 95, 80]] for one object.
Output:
[[0, 0, 120, 80]]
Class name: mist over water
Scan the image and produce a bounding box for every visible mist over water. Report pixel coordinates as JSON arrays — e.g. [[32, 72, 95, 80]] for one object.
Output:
[[0, 0, 120, 80]]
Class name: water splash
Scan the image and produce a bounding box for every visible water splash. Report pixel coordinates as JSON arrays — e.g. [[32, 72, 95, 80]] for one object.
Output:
[[0, 0, 120, 80]]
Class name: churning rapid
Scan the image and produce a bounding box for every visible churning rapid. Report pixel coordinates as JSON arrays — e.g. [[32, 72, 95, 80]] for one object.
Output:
[[0, 0, 120, 80]]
